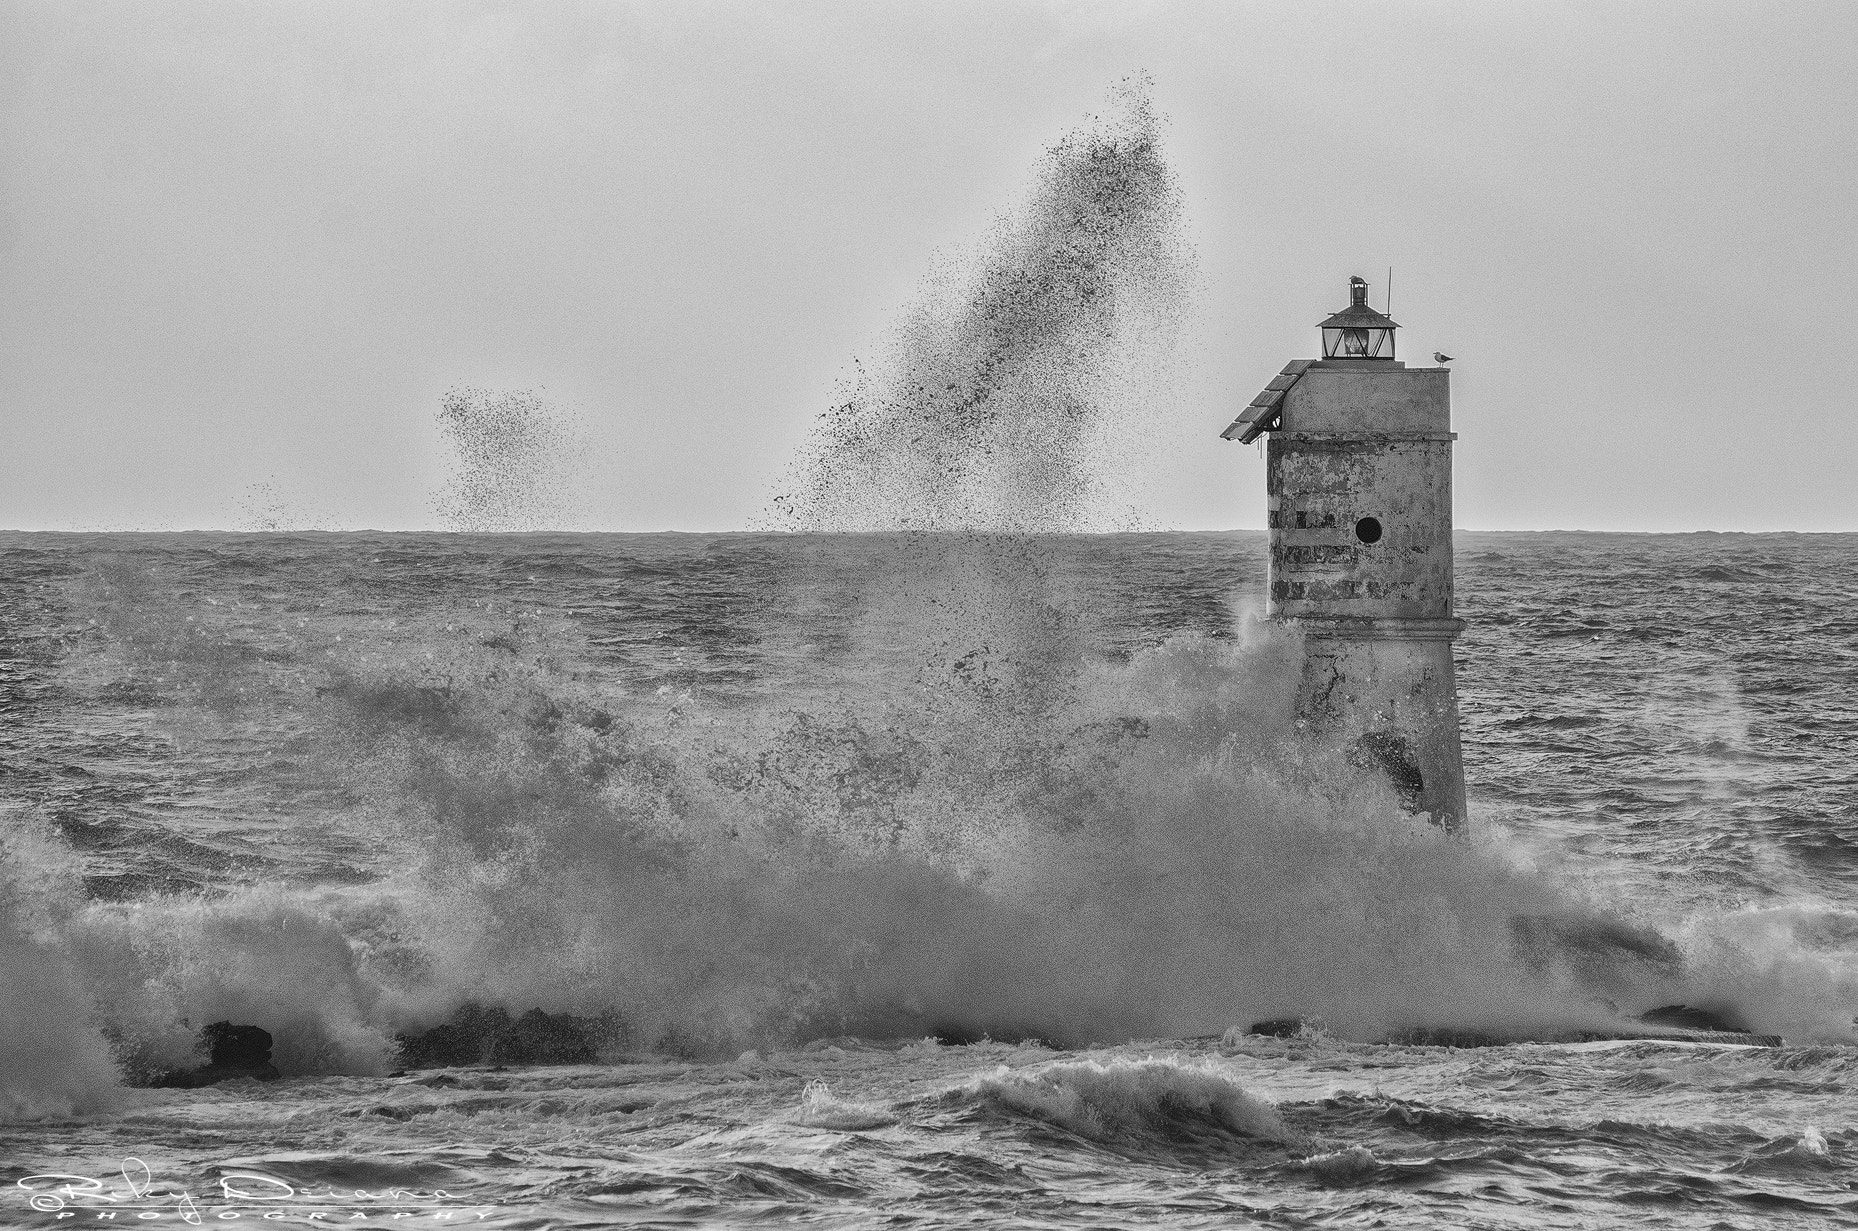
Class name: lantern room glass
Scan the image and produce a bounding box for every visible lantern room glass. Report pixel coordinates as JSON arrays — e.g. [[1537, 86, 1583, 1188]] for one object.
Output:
[[1322, 325, 1394, 359]]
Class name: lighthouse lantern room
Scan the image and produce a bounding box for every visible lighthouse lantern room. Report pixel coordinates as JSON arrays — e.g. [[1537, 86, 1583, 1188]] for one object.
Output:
[[1318, 275, 1398, 360]]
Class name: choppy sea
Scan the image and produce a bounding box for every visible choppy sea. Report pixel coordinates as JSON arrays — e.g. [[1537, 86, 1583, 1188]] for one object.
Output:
[[4, 529, 1857, 1229]]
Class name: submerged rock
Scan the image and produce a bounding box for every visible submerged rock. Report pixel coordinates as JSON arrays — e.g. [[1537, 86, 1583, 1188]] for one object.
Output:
[[1245, 1019, 1309, 1040], [396, 1004, 628, 1068], [150, 1021, 281, 1088], [1382, 1026, 1509, 1049], [1639, 1004, 1748, 1033], [1232, 1010, 1781, 1050]]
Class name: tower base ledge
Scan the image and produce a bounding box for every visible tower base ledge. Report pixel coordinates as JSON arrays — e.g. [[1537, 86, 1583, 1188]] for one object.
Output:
[[1283, 615, 1466, 642]]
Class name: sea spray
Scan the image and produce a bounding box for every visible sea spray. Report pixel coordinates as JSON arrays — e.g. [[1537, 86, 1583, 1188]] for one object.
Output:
[[234, 479, 336, 532], [767, 74, 1191, 534], [67, 886, 399, 1080], [35, 575, 1656, 1062], [0, 811, 119, 1119], [432, 387, 587, 532]]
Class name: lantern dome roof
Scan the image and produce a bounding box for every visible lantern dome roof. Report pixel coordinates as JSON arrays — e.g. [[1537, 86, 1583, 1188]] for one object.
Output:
[[1318, 275, 1398, 331], [1317, 302, 1399, 331]]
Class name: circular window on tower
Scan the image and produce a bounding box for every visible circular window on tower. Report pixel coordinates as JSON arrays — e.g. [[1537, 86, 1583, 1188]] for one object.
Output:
[[1355, 516, 1383, 544]]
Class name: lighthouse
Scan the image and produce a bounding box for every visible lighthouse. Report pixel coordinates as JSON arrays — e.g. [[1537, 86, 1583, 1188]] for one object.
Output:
[[1223, 276, 1467, 829]]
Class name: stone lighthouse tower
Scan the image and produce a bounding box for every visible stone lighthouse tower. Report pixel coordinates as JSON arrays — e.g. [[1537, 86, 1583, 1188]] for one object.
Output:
[[1222, 276, 1466, 829]]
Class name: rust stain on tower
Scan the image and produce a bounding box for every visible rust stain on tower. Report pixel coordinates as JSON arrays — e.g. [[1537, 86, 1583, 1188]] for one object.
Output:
[[1224, 276, 1467, 828]]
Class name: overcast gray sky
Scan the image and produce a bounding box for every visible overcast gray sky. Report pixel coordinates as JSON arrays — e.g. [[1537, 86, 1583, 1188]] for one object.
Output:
[[3, 0, 1853, 532]]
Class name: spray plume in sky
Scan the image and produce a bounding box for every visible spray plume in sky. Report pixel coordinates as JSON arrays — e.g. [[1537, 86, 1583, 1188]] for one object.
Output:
[[768, 76, 1194, 532], [431, 388, 588, 533]]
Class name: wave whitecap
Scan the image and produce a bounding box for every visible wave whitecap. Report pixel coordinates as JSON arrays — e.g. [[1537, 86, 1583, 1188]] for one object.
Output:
[[944, 1056, 1300, 1149]]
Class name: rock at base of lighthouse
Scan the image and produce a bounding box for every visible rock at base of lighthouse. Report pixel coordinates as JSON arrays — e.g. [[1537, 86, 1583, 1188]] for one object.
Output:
[[148, 1021, 282, 1087]]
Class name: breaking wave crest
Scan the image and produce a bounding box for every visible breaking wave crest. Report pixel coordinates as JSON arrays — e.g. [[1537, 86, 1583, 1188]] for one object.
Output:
[[790, 1079, 897, 1131], [945, 1056, 1298, 1148]]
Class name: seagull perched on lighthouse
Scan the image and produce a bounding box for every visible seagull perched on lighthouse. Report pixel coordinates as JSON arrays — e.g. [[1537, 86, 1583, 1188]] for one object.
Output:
[[1433, 351, 1455, 365]]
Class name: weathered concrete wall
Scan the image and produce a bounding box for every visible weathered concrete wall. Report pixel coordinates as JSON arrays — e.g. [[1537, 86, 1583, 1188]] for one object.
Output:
[[1296, 627, 1468, 828], [1267, 438, 1453, 619], [1263, 359, 1467, 829]]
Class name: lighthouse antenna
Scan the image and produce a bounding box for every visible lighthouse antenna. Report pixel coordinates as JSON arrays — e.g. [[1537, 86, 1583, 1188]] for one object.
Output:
[[1386, 266, 1393, 316]]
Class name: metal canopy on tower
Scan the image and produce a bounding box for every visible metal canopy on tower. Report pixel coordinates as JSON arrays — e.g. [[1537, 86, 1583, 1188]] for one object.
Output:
[[1220, 359, 1313, 445]]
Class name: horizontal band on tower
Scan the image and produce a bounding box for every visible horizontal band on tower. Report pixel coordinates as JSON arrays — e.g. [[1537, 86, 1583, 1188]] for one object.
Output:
[[1272, 431, 1458, 443], [1284, 615, 1466, 642]]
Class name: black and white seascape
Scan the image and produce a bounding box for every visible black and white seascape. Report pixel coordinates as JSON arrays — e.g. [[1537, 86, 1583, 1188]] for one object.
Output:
[[5, 7, 1858, 1229]]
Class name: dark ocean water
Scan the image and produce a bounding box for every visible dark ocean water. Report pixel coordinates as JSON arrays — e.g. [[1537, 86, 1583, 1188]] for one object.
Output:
[[3, 529, 1857, 1229]]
